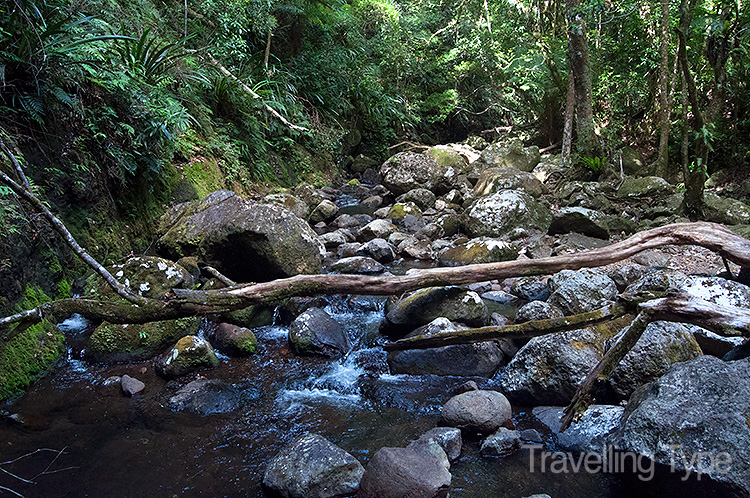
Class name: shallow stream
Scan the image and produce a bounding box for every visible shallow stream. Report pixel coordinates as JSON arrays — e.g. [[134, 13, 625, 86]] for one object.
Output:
[[0, 296, 728, 497]]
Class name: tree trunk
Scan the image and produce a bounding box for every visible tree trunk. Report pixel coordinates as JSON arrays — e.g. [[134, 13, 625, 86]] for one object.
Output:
[[561, 73, 575, 167], [655, 0, 672, 178], [566, 0, 600, 159]]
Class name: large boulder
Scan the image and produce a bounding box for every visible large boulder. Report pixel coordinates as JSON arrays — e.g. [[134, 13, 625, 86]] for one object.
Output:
[[439, 390, 512, 434], [463, 190, 552, 238], [383, 287, 489, 337], [387, 318, 504, 377], [548, 207, 610, 239], [498, 327, 607, 405], [156, 190, 323, 282], [263, 433, 365, 498], [547, 269, 618, 315], [156, 335, 219, 378], [473, 167, 547, 198], [703, 192, 750, 225], [85, 317, 200, 362], [84, 256, 193, 301], [612, 356, 750, 496], [533, 405, 624, 453], [617, 176, 674, 199], [357, 442, 451, 498], [263, 192, 310, 219], [380, 152, 451, 196], [289, 308, 349, 358], [609, 321, 703, 399], [476, 139, 541, 173], [438, 238, 518, 267]]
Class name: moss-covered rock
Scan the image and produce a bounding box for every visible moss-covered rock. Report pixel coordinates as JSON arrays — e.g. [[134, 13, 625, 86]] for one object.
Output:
[[209, 323, 257, 356], [85, 317, 200, 363], [84, 256, 193, 301], [703, 192, 750, 225], [0, 320, 65, 400], [380, 152, 454, 195], [156, 335, 219, 378], [387, 202, 422, 221], [476, 139, 541, 173], [463, 190, 552, 237], [439, 238, 518, 266], [617, 176, 674, 199], [156, 190, 323, 282]]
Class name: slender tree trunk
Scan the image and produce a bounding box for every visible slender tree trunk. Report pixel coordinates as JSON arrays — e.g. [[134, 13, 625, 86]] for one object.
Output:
[[264, 29, 272, 71], [656, 0, 672, 178], [562, 73, 576, 167], [566, 0, 600, 159]]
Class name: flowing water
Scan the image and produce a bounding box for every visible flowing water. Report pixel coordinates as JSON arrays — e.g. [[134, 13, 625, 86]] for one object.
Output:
[[0, 297, 729, 497]]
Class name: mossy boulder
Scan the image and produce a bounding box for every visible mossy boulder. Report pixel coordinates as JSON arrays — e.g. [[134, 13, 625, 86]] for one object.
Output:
[[703, 192, 750, 225], [85, 317, 200, 363], [156, 335, 219, 378], [439, 238, 518, 266], [380, 152, 454, 195], [473, 167, 547, 198], [209, 322, 257, 356], [617, 176, 674, 199], [463, 190, 552, 238], [156, 190, 323, 282], [0, 320, 65, 400], [84, 256, 193, 301], [387, 202, 422, 221], [383, 286, 490, 337], [476, 139, 541, 173]]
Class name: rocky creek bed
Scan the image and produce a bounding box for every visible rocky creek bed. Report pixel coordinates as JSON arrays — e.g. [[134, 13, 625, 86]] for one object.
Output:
[[3, 140, 750, 497]]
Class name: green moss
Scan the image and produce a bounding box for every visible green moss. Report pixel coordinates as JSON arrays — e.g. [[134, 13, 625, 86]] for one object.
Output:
[[1, 285, 65, 400], [182, 157, 227, 200], [86, 317, 200, 362]]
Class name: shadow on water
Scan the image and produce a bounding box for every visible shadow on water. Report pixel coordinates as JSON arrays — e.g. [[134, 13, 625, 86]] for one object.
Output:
[[0, 297, 738, 497]]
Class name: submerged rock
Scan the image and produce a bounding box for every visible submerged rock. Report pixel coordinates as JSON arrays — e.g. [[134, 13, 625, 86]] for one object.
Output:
[[480, 428, 521, 458], [440, 390, 512, 434], [289, 308, 348, 358], [156, 190, 323, 282], [263, 433, 365, 498], [120, 375, 145, 396], [612, 356, 750, 496], [168, 379, 250, 415], [157, 335, 219, 378]]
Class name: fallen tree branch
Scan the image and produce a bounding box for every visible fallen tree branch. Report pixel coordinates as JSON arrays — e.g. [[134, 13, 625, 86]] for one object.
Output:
[[2, 222, 749, 334], [202, 265, 237, 287], [384, 303, 632, 351], [206, 55, 309, 133]]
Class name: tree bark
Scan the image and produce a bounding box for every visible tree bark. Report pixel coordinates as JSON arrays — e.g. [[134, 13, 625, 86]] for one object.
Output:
[[561, 73, 575, 167], [655, 0, 672, 178], [565, 0, 600, 159]]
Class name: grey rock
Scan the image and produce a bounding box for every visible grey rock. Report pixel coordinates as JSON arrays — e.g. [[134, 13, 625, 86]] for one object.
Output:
[[548, 269, 618, 315], [263, 433, 364, 498], [263, 192, 310, 219], [609, 321, 703, 399], [440, 390, 512, 434], [548, 207, 610, 239], [387, 318, 503, 377], [473, 167, 547, 198], [533, 405, 623, 453], [168, 379, 248, 415], [380, 151, 452, 196], [515, 301, 564, 323], [617, 176, 674, 199], [358, 238, 396, 263], [337, 242, 363, 259], [359, 219, 399, 241], [357, 442, 451, 498], [439, 238, 518, 266], [329, 256, 385, 275], [680, 276, 750, 308], [319, 230, 348, 249], [499, 328, 606, 405], [396, 188, 437, 210], [691, 326, 745, 358], [704, 192, 750, 225], [510, 277, 551, 302], [156, 191, 322, 282], [413, 427, 462, 462], [476, 139, 541, 173], [309, 199, 340, 224], [463, 190, 552, 238], [612, 356, 750, 495], [289, 308, 348, 358]]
